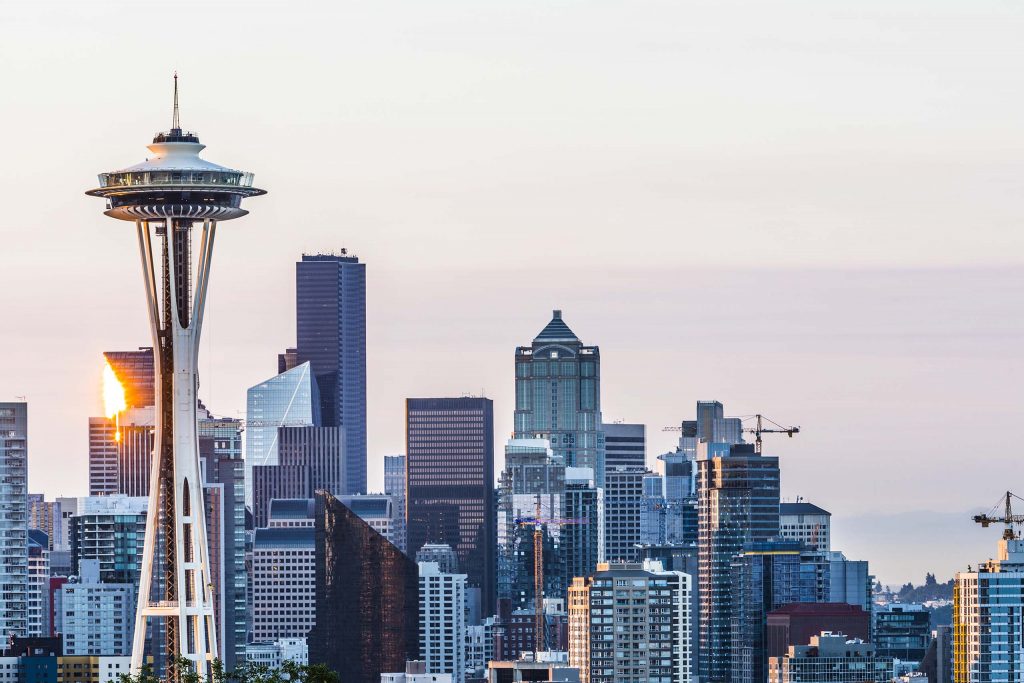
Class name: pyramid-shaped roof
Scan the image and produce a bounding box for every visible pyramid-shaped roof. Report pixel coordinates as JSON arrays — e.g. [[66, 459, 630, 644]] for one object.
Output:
[[534, 310, 579, 343]]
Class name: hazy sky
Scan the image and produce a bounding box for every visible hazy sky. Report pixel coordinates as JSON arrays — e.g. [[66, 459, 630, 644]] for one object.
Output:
[[2, 0, 1024, 584]]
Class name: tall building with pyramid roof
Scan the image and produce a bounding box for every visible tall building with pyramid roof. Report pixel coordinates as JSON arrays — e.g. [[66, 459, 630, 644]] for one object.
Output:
[[514, 310, 605, 485]]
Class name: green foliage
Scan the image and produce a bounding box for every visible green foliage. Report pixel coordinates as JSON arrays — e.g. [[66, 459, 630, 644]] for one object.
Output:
[[113, 659, 340, 683]]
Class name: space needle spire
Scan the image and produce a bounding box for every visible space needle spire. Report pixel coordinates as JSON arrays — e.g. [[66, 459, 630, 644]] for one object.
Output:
[[86, 76, 266, 681]]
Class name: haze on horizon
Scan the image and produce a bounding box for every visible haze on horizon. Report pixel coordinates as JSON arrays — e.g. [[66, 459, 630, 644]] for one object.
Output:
[[2, 0, 1023, 585]]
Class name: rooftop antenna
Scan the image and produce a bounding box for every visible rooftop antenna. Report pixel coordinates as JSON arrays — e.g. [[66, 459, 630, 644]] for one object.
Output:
[[171, 71, 180, 131]]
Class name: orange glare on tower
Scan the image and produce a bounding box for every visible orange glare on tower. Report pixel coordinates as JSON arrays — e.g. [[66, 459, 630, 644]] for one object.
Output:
[[103, 361, 126, 441]]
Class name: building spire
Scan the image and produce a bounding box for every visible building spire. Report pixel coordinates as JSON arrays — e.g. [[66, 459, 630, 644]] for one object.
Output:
[[172, 71, 180, 131]]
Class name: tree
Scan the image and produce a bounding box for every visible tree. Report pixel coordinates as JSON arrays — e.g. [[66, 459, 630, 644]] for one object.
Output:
[[113, 659, 341, 683], [925, 572, 937, 586]]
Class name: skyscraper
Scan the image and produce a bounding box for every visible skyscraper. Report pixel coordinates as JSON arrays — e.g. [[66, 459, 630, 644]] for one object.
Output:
[[27, 530, 49, 637], [244, 361, 321, 506], [602, 467, 647, 563], [309, 492, 419, 683], [419, 561, 467, 683], [698, 440, 781, 683], [514, 311, 604, 485], [779, 501, 831, 553], [406, 397, 495, 616], [296, 252, 367, 495], [103, 348, 155, 409], [70, 496, 147, 585], [252, 514, 316, 641], [602, 423, 645, 472], [0, 402, 28, 638], [384, 455, 408, 553]]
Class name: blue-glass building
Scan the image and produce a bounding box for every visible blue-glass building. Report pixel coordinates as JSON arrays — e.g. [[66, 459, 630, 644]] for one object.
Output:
[[296, 252, 367, 495], [244, 361, 321, 506], [514, 310, 604, 485]]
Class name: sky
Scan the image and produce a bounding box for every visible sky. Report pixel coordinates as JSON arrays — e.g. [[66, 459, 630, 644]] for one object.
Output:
[[2, 0, 1024, 584]]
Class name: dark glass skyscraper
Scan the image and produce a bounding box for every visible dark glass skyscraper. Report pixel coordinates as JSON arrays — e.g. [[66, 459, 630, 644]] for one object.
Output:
[[697, 442, 781, 683], [296, 252, 367, 495], [309, 493, 418, 683], [406, 397, 495, 615], [514, 310, 604, 485]]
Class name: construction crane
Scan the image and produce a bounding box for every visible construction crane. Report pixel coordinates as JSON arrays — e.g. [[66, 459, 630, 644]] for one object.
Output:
[[742, 414, 800, 453], [515, 496, 587, 655], [973, 491, 1024, 540]]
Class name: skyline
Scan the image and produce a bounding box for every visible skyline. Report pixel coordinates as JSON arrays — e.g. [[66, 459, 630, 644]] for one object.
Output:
[[3, 0, 1024, 589]]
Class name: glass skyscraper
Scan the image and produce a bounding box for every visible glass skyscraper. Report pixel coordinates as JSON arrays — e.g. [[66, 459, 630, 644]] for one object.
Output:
[[296, 252, 367, 495], [406, 397, 495, 616], [0, 402, 28, 638], [514, 310, 604, 485], [244, 361, 321, 506], [697, 441, 781, 683]]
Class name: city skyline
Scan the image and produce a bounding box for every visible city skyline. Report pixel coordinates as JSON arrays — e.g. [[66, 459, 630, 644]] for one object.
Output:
[[3, 0, 1024, 592]]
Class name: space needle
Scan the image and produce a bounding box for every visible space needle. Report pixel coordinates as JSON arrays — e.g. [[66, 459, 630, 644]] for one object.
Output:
[[87, 76, 265, 679]]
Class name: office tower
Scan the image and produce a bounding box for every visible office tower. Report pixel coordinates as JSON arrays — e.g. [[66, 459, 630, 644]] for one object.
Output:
[[419, 562, 467, 683], [514, 311, 604, 484], [602, 423, 645, 472], [497, 438, 566, 609], [251, 501, 316, 641], [28, 496, 58, 552], [730, 540, 818, 683], [407, 397, 495, 616], [309, 493, 419, 683], [384, 455, 408, 553], [697, 439, 780, 683], [779, 501, 831, 552], [198, 413, 246, 670], [766, 603, 870, 662], [768, 632, 892, 683], [335, 494, 395, 542], [103, 348, 155, 408], [0, 402, 28, 638], [874, 603, 930, 672], [567, 560, 692, 683], [70, 496, 147, 585], [295, 252, 367, 495], [88, 413, 156, 497], [602, 467, 647, 563], [416, 544, 460, 574], [639, 474, 665, 546], [87, 84, 265, 678], [27, 531, 50, 637], [827, 551, 872, 612], [60, 560, 136, 656], [562, 468, 600, 587], [244, 362, 321, 506], [251, 425, 345, 528], [953, 535, 1024, 683]]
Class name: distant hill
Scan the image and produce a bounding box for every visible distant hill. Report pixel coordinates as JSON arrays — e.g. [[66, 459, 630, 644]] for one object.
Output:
[[896, 573, 953, 603]]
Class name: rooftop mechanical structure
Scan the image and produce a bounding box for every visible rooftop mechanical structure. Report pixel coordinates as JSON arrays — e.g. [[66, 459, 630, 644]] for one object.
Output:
[[86, 76, 265, 680]]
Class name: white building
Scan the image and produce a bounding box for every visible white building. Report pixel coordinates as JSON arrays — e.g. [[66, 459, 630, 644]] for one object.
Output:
[[382, 660, 453, 683], [252, 523, 316, 641], [465, 616, 497, 681], [246, 638, 309, 668], [568, 560, 692, 683], [779, 501, 831, 552], [336, 494, 396, 543], [61, 560, 136, 656], [419, 561, 467, 683], [27, 529, 50, 636], [954, 536, 1024, 682], [0, 658, 18, 683]]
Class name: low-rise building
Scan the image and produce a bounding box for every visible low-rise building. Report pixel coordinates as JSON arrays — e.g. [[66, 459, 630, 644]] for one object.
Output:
[[382, 660, 453, 683], [769, 632, 893, 683]]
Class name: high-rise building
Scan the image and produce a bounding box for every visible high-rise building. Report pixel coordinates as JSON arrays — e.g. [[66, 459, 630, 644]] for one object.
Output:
[[335, 495, 396, 543], [309, 493, 419, 683], [419, 562, 467, 683], [295, 252, 367, 495], [827, 551, 872, 613], [384, 455, 408, 553], [514, 311, 604, 485], [602, 467, 647, 563], [244, 362, 321, 506], [779, 501, 831, 553], [251, 505, 316, 642], [874, 603, 930, 671], [103, 348, 155, 409], [27, 531, 50, 637], [251, 425, 345, 528], [27, 496, 58, 552], [567, 561, 692, 683], [602, 423, 645, 472], [198, 413, 246, 670], [87, 86, 265, 676], [60, 560, 135, 656], [697, 439, 780, 683], [406, 397, 495, 616], [70, 496, 147, 585], [768, 632, 892, 683], [730, 540, 818, 683], [0, 402, 29, 638], [416, 544, 460, 574], [562, 468, 601, 588]]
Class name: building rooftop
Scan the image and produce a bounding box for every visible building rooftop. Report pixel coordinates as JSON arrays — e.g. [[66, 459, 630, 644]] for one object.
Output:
[[254, 526, 315, 549], [780, 502, 832, 517], [336, 495, 391, 518], [268, 498, 316, 521], [533, 310, 579, 343]]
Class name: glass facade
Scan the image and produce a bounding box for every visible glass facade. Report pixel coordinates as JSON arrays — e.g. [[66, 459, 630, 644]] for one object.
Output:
[[244, 361, 321, 506], [514, 311, 605, 486], [698, 442, 781, 683], [310, 493, 418, 683], [0, 403, 29, 638], [406, 397, 496, 616], [296, 253, 367, 495]]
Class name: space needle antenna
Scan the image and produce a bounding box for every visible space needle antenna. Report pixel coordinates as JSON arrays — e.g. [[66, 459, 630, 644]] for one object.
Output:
[[172, 72, 180, 131]]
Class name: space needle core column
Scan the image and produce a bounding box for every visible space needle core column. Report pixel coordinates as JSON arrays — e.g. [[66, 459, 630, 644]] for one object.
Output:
[[87, 76, 265, 679]]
